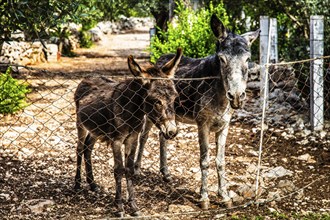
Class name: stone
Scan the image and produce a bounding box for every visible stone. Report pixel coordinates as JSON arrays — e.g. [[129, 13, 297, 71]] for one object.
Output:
[[168, 204, 194, 213], [237, 185, 255, 199], [0, 193, 10, 200], [228, 190, 244, 203], [267, 190, 282, 201], [189, 167, 199, 173], [17, 199, 55, 214], [262, 166, 293, 178], [277, 180, 295, 192], [297, 153, 311, 161], [247, 163, 258, 173], [46, 44, 58, 62], [268, 207, 277, 213]]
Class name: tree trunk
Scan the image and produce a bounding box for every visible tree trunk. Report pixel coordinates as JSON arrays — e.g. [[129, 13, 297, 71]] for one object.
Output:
[[151, 9, 169, 39]]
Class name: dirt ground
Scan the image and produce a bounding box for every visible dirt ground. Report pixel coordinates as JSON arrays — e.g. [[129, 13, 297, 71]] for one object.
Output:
[[0, 31, 329, 219]]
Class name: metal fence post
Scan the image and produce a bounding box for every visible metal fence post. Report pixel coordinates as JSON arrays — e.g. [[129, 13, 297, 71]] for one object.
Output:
[[260, 16, 269, 102], [310, 15, 324, 131]]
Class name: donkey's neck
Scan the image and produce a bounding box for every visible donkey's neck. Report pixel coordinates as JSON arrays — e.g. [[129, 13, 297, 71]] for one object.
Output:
[[206, 55, 229, 107], [121, 79, 149, 111]]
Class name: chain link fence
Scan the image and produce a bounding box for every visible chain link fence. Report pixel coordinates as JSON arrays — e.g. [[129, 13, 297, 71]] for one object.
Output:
[[0, 57, 329, 218]]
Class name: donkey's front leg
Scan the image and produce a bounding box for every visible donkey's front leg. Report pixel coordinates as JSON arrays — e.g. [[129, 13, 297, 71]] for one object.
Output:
[[197, 123, 210, 210], [112, 140, 125, 217], [159, 132, 172, 182], [215, 124, 232, 207], [135, 118, 153, 176]]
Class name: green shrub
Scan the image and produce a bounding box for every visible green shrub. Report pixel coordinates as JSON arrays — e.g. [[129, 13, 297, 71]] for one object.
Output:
[[150, 1, 229, 63], [79, 30, 93, 48], [0, 67, 30, 115]]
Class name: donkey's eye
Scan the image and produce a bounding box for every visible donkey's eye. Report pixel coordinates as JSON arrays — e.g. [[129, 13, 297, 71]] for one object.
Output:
[[154, 100, 162, 107]]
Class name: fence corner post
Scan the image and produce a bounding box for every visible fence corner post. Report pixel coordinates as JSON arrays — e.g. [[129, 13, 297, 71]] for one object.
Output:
[[310, 15, 324, 131]]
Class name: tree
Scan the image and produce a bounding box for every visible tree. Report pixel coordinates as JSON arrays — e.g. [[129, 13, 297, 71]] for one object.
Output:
[[0, 0, 103, 54], [204, 0, 330, 61], [0, 1, 79, 44], [150, 1, 229, 62]]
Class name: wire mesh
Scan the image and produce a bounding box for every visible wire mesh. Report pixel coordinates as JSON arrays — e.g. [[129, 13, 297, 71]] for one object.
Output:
[[0, 59, 329, 218]]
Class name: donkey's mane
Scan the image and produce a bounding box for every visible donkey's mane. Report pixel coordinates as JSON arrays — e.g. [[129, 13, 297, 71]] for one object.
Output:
[[218, 33, 250, 55], [144, 64, 171, 78]]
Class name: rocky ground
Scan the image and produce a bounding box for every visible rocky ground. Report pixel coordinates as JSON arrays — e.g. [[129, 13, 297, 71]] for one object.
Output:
[[0, 30, 329, 219]]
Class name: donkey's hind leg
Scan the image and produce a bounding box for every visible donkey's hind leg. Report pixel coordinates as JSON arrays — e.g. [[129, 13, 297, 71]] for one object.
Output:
[[215, 126, 232, 208], [125, 134, 140, 216], [112, 139, 126, 217], [83, 134, 99, 191], [74, 126, 87, 191]]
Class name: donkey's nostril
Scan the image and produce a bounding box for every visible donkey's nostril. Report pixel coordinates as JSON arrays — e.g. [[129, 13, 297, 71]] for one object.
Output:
[[240, 92, 246, 100], [226, 92, 234, 101], [168, 130, 177, 137]]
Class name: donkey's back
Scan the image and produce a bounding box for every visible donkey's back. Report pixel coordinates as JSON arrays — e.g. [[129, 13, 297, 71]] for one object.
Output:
[[157, 54, 209, 78], [75, 77, 119, 140], [74, 76, 117, 110]]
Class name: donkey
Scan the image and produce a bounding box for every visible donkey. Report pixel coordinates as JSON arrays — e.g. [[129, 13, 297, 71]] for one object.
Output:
[[74, 48, 182, 216], [135, 14, 260, 209]]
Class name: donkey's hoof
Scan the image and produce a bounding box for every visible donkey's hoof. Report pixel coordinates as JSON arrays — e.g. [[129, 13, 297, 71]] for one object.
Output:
[[73, 183, 81, 191], [115, 211, 125, 218], [200, 199, 210, 210], [134, 168, 141, 176], [163, 174, 173, 183], [131, 211, 141, 216], [90, 183, 101, 192]]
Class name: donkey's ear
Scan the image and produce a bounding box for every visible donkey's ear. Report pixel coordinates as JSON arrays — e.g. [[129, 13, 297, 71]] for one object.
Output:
[[241, 29, 261, 46], [161, 48, 183, 78], [210, 14, 228, 40], [127, 55, 143, 77]]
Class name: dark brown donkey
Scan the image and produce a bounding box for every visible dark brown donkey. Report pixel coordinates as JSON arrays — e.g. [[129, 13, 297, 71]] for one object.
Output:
[[135, 15, 260, 209], [74, 48, 182, 216]]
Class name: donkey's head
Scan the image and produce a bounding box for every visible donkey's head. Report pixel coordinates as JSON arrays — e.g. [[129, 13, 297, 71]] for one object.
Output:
[[128, 48, 183, 139], [211, 14, 260, 109]]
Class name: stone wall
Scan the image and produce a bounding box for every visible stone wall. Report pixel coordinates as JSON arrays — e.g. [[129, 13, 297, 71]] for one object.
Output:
[[0, 41, 58, 67]]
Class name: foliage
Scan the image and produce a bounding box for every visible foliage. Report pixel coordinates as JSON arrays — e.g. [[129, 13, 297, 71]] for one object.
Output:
[[99, 0, 166, 19], [150, 1, 229, 63], [0, 0, 79, 41], [0, 67, 30, 115], [79, 31, 93, 48], [77, 0, 103, 32], [229, 211, 330, 220], [0, 0, 103, 53]]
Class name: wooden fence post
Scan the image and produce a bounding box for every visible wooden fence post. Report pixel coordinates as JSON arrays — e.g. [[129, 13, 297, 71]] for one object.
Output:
[[310, 15, 324, 131]]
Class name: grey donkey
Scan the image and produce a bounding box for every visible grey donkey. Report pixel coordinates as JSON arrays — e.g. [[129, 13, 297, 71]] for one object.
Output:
[[135, 14, 260, 209]]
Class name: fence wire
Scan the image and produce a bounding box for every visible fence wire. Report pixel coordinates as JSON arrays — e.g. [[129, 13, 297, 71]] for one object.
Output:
[[0, 60, 329, 219]]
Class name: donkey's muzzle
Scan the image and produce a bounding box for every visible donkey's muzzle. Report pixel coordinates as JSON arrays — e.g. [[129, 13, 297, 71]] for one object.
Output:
[[161, 120, 178, 139], [226, 91, 246, 109]]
